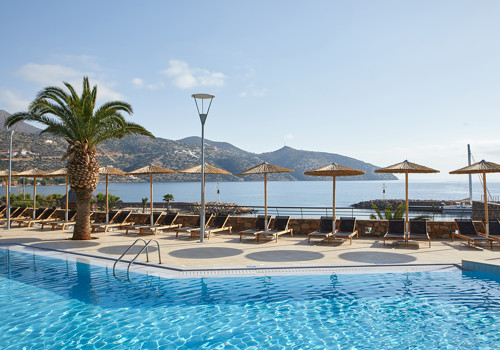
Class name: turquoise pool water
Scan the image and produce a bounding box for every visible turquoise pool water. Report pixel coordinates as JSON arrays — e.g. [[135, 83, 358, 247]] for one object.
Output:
[[0, 249, 499, 349]]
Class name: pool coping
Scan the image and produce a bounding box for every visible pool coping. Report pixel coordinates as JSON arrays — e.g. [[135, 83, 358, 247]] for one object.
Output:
[[0, 243, 462, 279]]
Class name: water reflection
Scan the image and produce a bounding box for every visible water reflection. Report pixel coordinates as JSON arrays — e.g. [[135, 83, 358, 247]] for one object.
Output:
[[69, 262, 99, 305]]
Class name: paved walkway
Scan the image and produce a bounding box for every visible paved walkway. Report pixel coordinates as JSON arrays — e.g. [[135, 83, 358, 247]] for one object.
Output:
[[1, 226, 499, 269]]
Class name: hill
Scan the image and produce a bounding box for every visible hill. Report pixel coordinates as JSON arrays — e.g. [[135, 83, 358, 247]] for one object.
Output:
[[0, 111, 396, 182], [0, 110, 42, 134]]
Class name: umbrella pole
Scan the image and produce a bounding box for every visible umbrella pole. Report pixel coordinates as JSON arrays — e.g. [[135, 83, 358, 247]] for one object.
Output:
[[332, 176, 336, 232], [264, 173, 268, 230], [483, 172, 489, 236], [150, 173, 154, 226], [105, 174, 109, 222], [33, 176, 37, 219], [405, 172, 409, 237]]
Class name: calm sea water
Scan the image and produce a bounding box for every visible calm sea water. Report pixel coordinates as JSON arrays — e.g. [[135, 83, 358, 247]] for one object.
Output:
[[9, 178, 500, 207]]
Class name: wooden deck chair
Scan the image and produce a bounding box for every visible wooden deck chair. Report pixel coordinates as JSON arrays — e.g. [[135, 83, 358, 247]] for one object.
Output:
[[125, 212, 164, 235], [190, 214, 231, 240], [383, 219, 406, 246], [453, 219, 493, 249], [332, 217, 358, 245], [91, 211, 117, 224], [12, 208, 47, 226], [408, 219, 431, 247], [0, 207, 25, 224], [480, 219, 500, 246], [15, 208, 35, 220], [14, 208, 56, 228], [91, 210, 133, 233], [257, 216, 293, 243], [239, 215, 271, 241], [41, 210, 78, 230], [175, 214, 213, 238], [148, 213, 182, 235], [308, 216, 333, 243]]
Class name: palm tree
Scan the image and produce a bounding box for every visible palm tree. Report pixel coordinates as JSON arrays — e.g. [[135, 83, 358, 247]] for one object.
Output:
[[5, 77, 154, 240], [141, 197, 148, 213], [163, 193, 174, 213], [370, 203, 406, 220]]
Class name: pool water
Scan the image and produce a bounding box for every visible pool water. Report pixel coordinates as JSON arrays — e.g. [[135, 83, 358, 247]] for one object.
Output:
[[0, 249, 499, 349]]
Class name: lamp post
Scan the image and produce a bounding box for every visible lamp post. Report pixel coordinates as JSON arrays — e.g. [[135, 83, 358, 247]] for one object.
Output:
[[6, 129, 14, 230], [192, 93, 214, 243]]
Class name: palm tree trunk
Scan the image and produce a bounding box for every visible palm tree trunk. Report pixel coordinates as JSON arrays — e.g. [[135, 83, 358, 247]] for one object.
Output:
[[72, 189, 93, 240]]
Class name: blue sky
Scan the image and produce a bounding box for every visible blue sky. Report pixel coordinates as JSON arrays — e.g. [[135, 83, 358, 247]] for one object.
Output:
[[2, 1, 500, 179]]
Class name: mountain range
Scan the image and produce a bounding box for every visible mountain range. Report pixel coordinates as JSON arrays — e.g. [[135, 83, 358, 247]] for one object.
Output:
[[0, 109, 396, 182]]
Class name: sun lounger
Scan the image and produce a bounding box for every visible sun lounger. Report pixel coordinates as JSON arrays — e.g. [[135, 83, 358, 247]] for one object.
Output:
[[12, 207, 35, 220], [239, 215, 272, 241], [91, 210, 133, 233], [125, 212, 164, 235], [175, 214, 213, 238], [12, 208, 47, 227], [41, 210, 78, 230], [383, 219, 406, 246], [480, 219, 500, 246], [190, 214, 231, 239], [332, 217, 358, 244], [408, 219, 431, 247], [257, 216, 293, 243], [143, 213, 182, 235], [453, 219, 493, 249], [308, 216, 333, 243], [0, 207, 25, 224], [90, 211, 117, 225], [13, 208, 56, 228]]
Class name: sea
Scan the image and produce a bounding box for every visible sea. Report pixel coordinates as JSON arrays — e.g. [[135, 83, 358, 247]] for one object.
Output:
[[7, 178, 500, 208]]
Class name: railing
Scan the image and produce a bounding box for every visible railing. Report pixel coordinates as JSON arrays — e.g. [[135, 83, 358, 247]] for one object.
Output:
[[116, 202, 500, 221], [113, 238, 162, 281]]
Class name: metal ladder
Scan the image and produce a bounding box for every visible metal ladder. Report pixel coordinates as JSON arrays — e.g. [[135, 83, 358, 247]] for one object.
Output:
[[113, 238, 162, 280]]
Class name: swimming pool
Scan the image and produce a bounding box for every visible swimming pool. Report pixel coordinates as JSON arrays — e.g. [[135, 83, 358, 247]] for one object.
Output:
[[0, 247, 499, 349]]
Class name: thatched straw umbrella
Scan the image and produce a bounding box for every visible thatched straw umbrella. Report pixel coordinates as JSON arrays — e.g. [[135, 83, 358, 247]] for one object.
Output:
[[127, 165, 176, 225], [48, 168, 70, 221], [178, 164, 232, 242], [450, 160, 500, 236], [375, 160, 439, 235], [305, 163, 365, 231], [99, 166, 127, 222], [238, 162, 294, 231], [15, 169, 51, 218]]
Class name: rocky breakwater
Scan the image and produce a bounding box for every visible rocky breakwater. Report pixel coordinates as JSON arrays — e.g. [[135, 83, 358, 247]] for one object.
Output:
[[183, 201, 254, 215], [352, 199, 454, 211]]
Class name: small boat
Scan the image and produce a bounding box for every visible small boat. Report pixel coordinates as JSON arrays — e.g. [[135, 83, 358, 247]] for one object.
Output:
[[441, 203, 472, 213]]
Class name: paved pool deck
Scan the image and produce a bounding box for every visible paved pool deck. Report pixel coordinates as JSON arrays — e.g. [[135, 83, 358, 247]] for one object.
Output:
[[1, 226, 499, 273]]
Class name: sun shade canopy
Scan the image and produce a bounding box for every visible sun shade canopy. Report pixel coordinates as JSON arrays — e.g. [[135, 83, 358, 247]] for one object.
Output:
[[15, 169, 51, 177], [178, 164, 231, 175], [374, 160, 439, 174], [128, 165, 176, 175], [237, 162, 294, 175], [99, 166, 127, 175], [304, 163, 365, 177], [449, 160, 500, 174]]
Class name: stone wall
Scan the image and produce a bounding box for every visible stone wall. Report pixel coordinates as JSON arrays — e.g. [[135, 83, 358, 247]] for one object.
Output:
[[472, 201, 500, 220], [167, 215, 462, 239]]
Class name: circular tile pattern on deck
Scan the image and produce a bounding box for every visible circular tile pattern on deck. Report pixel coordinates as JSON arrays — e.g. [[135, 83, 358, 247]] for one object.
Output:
[[169, 247, 243, 259], [338, 251, 416, 264], [246, 250, 324, 262]]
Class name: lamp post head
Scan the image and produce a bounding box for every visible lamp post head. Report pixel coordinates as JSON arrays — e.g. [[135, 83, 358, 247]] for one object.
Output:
[[192, 94, 214, 125]]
